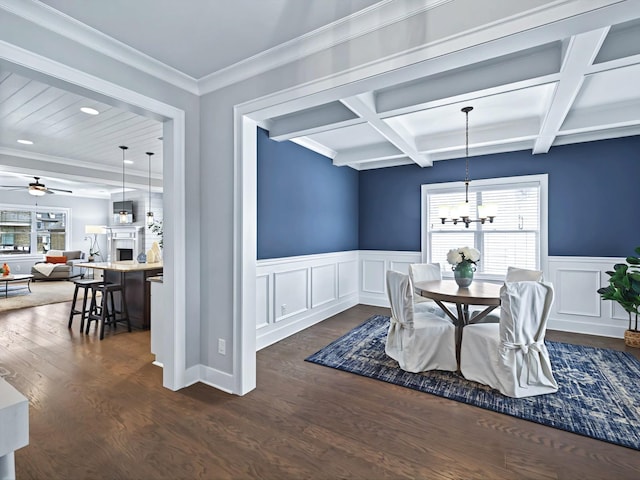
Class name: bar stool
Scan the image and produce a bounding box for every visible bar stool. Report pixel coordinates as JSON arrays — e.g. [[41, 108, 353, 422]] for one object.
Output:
[[68, 278, 104, 332], [86, 283, 131, 340]]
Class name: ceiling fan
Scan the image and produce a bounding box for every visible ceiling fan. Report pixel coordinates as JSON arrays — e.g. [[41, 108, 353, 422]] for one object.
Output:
[[0, 176, 73, 196]]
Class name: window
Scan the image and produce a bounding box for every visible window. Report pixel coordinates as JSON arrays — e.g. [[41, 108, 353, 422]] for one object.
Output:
[[421, 175, 547, 280], [0, 205, 69, 256]]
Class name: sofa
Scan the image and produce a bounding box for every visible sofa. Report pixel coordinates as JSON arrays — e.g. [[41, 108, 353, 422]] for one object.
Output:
[[31, 250, 85, 281]]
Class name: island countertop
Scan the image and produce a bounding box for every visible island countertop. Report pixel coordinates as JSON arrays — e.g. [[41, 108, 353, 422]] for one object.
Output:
[[75, 261, 163, 330], [75, 261, 163, 272]]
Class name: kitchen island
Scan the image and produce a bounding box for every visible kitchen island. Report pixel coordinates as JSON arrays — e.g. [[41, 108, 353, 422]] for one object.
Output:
[[76, 261, 163, 329]]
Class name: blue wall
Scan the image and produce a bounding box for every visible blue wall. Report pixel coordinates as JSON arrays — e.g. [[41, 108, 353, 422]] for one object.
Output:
[[359, 136, 640, 257], [257, 128, 359, 259]]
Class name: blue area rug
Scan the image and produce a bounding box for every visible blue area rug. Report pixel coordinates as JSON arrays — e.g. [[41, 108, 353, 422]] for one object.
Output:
[[305, 315, 640, 450]]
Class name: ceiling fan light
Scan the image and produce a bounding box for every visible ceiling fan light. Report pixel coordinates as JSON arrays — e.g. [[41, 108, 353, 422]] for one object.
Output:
[[28, 188, 46, 197]]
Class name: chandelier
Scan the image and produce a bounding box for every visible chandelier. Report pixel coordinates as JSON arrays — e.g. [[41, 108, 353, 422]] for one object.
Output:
[[439, 106, 497, 228]]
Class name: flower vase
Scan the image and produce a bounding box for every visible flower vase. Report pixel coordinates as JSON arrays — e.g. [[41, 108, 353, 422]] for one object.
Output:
[[453, 262, 475, 287]]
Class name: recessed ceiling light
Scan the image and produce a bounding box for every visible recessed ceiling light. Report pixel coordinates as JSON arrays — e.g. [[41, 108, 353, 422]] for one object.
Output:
[[123, 160, 134, 164], [80, 107, 100, 115], [17, 139, 33, 145]]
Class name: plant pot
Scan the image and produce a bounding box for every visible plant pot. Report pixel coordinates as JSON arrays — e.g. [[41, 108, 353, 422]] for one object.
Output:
[[624, 329, 640, 348]]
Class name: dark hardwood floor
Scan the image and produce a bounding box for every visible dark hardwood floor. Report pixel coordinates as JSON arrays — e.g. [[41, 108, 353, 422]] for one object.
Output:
[[1, 302, 639, 479]]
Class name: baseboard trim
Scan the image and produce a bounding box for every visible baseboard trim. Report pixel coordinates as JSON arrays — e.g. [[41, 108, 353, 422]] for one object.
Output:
[[548, 317, 626, 339], [197, 365, 235, 394], [257, 294, 359, 350]]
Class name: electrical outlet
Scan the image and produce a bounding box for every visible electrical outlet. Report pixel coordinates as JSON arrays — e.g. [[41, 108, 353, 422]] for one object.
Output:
[[281, 304, 287, 315], [218, 338, 226, 355]]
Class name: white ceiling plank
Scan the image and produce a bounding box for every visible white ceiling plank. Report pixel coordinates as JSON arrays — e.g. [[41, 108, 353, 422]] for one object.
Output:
[[340, 93, 431, 167], [533, 27, 610, 154], [0, 78, 50, 120]]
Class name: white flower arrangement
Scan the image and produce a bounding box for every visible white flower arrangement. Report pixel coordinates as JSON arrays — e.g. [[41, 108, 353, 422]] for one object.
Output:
[[446, 246, 481, 266]]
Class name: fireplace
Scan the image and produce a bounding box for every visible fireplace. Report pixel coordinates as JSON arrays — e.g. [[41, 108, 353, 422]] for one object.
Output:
[[116, 248, 133, 261], [109, 226, 144, 262]]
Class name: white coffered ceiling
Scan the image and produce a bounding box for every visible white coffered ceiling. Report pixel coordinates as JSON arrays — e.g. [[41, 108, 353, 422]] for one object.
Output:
[[268, 17, 640, 170], [0, 0, 639, 195]]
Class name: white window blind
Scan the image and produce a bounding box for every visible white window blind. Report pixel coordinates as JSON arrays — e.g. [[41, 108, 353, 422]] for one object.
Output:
[[424, 178, 542, 278]]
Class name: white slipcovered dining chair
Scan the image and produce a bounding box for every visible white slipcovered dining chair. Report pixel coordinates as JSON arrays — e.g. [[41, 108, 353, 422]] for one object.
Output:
[[471, 267, 545, 324], [460, 281, 558, 398], [408, 262, 446, 317], [385, 270, 457, 373]]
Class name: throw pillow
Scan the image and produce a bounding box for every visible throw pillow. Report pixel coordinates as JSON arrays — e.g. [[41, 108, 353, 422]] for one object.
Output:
[[45, 256, 67, 264]]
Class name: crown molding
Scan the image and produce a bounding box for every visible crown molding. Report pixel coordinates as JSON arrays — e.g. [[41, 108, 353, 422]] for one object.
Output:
[[0, 0, 199, 95], [197, 0, 454, 95]]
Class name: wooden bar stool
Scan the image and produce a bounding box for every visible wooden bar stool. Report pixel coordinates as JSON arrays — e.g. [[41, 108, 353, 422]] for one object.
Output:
[[68, 279, 104, 332], [86, 283, 131, 340]]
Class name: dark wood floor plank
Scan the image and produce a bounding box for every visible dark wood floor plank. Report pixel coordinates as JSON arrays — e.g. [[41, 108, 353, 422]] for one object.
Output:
[[1, 302, 639, 479]]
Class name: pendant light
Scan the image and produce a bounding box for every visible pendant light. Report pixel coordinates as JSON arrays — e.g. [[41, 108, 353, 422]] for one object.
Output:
[[146, 151, 155, 226], [119, 145, 128, 223], [438, 106, 497, 228]]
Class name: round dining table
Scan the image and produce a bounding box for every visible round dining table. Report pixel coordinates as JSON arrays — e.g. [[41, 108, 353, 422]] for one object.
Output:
[[413, 279, 502, 369]]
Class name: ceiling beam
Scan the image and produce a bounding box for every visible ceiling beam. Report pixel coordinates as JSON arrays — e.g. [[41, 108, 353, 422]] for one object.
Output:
[[266, 102, 362, 141], [340, 93, 431, 167], [533, 28, 610, 154], [333, 143, 403, 167], [351, 158, 415, 171]]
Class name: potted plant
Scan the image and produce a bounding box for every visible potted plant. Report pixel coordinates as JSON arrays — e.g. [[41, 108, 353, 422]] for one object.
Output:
[[597, 246, 640, 348], [447, 246, 481, 287]]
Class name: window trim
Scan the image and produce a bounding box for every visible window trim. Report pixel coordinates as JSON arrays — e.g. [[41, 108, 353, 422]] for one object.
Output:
[[0, 203, 71, 259], [420, 174, 548, 281]]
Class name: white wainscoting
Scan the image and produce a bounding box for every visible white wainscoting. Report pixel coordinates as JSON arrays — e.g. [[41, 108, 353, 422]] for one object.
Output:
[[359, 250, 422, 307], [256, 251, 358, 350], [547, 256, 627, 338], [356, 251, 628, 339], [256, 252, 628, 349]]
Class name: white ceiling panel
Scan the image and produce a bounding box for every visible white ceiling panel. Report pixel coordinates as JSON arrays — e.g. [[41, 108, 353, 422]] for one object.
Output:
[[384, 84, 557, 139], [572, 64, 640, 110]]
